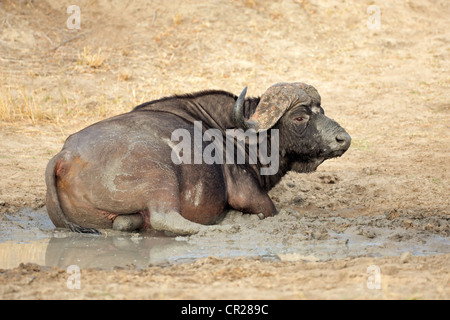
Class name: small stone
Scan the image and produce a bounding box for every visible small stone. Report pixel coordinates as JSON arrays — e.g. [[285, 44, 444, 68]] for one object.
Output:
[[360, 229, 377, 239], [299, 185, 310, 192], [291, 195, 304, 205], [286, 181, 295, 188]]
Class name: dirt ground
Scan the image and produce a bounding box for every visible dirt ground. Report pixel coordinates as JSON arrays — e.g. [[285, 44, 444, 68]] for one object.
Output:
[[0, 0, 449, 299]]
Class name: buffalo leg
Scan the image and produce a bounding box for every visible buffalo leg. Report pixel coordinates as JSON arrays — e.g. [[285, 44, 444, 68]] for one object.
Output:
[[228, 188, 277, 218], [149, 210, 207, 235], [111, 209, 205, 235], [113, 214, 144, 232], [225, 166, 277, 218]]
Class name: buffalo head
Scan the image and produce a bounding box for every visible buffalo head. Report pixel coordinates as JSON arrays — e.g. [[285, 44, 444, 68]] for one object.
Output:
[[234, 82, 351, 173]]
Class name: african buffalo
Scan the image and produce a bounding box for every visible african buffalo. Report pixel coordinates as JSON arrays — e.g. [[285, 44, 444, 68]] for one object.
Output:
[[45, 82, 351, 235]]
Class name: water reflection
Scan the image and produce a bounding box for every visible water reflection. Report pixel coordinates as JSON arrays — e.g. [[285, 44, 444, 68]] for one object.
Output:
[[45, 231, 191, 269], [0, 230, 196, 270]]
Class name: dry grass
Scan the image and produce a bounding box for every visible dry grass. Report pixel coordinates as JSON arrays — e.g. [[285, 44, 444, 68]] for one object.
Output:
[[172, 13, 183, 26], [117, 68, 133, 81], [0, 84, 55, 124], [77, 47, 107, 69], [0, 50, 144, 125], [0, 72, 149, 126]]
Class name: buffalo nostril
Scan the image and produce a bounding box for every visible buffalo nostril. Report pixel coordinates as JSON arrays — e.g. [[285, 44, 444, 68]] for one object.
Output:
[[335, 132, 351, 149]]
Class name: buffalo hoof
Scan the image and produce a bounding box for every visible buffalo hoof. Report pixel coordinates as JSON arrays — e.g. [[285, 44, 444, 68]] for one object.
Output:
[[113, 214, 143, 232]]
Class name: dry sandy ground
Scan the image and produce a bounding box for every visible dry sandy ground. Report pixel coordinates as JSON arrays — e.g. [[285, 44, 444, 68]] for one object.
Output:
[[0, 0, 449, 299], [1, 254, 449, 300]]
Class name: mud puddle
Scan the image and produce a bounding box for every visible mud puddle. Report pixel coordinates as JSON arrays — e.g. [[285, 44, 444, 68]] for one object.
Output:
[[0, 207, 448, 270]]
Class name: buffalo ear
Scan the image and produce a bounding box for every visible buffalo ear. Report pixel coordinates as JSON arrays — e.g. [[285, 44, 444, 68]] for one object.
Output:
[[248, 82, 312, 131]]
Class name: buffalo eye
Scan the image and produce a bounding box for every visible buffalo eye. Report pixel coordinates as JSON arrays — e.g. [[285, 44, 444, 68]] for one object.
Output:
[[293, 116, 308, 123]]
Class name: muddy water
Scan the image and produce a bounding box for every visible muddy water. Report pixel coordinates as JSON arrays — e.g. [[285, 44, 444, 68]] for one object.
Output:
[[0, 207, 449, 270]]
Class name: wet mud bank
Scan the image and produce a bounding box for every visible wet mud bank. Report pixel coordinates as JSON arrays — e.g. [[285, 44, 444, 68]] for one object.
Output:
[[0, 207, 448, 270]]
